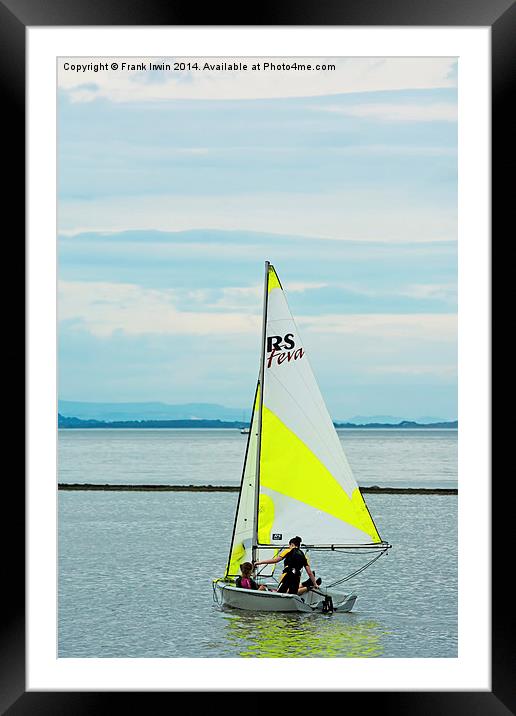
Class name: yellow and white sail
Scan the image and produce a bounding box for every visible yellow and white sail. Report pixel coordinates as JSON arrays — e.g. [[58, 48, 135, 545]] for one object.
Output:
[[224, 262, 383, 579], [258, 263, 382, 548]]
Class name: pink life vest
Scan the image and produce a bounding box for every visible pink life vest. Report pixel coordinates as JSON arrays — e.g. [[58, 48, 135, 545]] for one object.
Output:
[[240, 577, 252, 589]]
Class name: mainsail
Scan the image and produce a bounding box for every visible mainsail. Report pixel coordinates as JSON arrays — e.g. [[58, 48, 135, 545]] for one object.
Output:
[[224, 262, 384, 580]]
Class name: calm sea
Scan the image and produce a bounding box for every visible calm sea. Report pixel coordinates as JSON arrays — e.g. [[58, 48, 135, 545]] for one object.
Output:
[[58, 428, 457, 659], [58, 427, 458, 490]]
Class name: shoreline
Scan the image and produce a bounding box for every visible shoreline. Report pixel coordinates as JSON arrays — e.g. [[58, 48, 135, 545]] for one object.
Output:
[[58, 415, 458, 430], [58, 483, 457, 495]]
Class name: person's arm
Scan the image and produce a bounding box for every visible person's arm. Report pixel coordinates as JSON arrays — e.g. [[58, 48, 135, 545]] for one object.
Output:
[[305, 563, 319, 589], [255, 546, 292, 568], [254, 555, 283, 567]]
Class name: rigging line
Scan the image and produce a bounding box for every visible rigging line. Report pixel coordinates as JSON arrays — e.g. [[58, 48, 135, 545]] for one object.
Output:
[[224, 381, 260, 579], [326, 549, 387, 588], [328, 548, 384, 555]]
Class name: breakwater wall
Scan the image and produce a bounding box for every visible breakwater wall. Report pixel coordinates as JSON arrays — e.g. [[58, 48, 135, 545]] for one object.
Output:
[[58, 483, 457, 495]]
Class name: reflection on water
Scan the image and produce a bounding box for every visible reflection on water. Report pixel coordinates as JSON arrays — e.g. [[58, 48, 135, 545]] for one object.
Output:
[[221, 610, 387, 658], [58, 491, 457, 658]]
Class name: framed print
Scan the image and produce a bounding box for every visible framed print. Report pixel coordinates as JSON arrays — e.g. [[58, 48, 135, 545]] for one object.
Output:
[[7, 0, 507, 711]]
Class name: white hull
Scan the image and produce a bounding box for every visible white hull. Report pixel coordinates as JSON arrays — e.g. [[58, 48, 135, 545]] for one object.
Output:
[[214, 582, 357, 613]]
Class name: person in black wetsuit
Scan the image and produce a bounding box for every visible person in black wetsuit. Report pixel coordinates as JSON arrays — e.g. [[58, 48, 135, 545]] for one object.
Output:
[[253, 536, 318, 594]]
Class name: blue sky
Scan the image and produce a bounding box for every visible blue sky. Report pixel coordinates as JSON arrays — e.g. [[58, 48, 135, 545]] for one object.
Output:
[[58, 57, 457, 421]]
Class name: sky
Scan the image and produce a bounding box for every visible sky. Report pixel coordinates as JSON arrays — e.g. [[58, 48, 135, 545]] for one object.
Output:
[[57, 56, 457, 421]]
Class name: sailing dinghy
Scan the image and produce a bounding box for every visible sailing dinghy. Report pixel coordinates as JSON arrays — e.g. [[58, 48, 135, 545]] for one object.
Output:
[[213, 262, 390, 613]]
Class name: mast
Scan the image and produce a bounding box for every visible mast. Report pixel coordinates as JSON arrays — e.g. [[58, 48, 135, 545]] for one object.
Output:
[[252, 260, 269, 563]]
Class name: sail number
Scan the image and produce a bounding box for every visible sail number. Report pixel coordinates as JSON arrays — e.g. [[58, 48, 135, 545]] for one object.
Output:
[[266, 334, 304, 368]]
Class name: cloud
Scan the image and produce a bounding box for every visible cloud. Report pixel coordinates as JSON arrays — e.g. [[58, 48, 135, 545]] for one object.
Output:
[[203, 282, 328, 311], [58, 57, 457, 102], [299, 312, 457, 340], [366, 364, 457, 377], [59, 280, 328, 336], [59, 280, 456, 345], [397, 283, 457, 301], [56, 56, 458, 417], [58, 190, 457, 242], [58, 280, 261, 337], [57, 230, 457, 322], [319, 102, 457, 122]]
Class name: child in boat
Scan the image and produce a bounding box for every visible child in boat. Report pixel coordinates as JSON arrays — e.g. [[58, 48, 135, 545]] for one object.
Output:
[[235, 562, 267, 590]]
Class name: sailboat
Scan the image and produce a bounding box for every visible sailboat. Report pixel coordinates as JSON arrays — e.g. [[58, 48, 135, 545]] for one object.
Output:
[[213, 262, 390, 613]]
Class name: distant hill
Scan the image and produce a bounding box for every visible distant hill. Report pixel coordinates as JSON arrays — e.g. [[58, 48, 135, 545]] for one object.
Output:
[[58, 400, 454, 425], [343, 414, 449, 425], [58, 400, 248, 422], [58, 413, 457, 429], [334, 419, 457, 429], [58, 414, 246, 429]]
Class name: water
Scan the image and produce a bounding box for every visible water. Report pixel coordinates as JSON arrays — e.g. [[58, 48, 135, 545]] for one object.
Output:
[[58, 429, 457, 658], [58, 490, 457, 658], [58, 428, 458, 489]]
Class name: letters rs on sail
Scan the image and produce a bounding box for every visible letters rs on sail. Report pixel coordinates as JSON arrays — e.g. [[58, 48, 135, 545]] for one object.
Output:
[[266, 333, 305, 368]]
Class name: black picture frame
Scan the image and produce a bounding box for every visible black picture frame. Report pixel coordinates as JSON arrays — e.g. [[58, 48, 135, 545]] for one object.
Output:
[[7, 1, 505, 712]]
